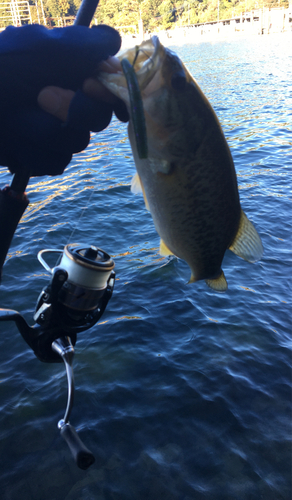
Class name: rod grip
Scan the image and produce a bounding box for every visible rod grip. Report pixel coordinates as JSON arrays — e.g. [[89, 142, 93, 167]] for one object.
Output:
[[60, 423, 95, 470], [0, 187, 29, 279]]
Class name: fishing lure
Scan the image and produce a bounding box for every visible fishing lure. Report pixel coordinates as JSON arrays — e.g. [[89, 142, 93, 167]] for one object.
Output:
[[121, 57, 148, 159]]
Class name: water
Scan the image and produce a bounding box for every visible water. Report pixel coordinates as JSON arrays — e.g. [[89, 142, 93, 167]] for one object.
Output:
[[0, 34, 291, 500]]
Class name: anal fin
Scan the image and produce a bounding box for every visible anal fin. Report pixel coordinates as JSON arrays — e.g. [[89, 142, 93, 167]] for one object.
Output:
[[188, 273, 197, 284], [229, 209, 263, 263], [131, 172, 150, 210], [205, 270, 228, 292], [159, 239, 175, 256]]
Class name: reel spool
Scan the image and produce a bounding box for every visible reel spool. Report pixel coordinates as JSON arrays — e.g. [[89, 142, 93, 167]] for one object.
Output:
[[35, 243, 115, 329]]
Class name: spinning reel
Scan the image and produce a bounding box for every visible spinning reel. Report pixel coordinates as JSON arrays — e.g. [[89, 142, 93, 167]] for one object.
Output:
[[0, 243, 115, 469]]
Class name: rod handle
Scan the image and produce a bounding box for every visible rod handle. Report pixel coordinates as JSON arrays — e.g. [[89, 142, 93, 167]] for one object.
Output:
[[0, 187, 29, 279], [60, 423, 95, 470]]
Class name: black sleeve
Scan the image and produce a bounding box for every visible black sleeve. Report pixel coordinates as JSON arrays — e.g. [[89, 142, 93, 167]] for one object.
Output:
[[0, 24, 127, 176]]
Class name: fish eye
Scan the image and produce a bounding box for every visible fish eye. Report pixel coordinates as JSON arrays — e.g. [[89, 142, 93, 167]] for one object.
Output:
[[171, 71, 187, 91]]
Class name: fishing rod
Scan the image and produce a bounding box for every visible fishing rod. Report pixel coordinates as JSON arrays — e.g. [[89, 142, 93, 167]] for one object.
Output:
[[0, 0, 118, 470], [0, 0, 101, 278]]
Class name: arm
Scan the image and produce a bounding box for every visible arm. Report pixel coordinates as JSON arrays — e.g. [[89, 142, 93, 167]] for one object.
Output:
[[0, 24, 128, 177]]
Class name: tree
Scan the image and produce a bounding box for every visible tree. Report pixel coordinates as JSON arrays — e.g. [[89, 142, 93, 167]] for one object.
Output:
[[5, 0, 289, 30], [159, 0, 175, 29], [140, 0, 161, 31], [44, 0, 77, 22]]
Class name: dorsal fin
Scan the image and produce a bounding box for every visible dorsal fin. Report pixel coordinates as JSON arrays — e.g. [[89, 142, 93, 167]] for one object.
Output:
[[229, 209, 263, 263], [131, 172, 150, 210]]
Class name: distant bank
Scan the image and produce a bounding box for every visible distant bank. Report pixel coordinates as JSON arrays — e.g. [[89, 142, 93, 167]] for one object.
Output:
[[121, 6, 292, 48]]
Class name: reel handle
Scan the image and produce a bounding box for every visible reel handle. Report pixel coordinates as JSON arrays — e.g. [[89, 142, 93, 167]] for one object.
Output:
[[60, 422, 95, 470]]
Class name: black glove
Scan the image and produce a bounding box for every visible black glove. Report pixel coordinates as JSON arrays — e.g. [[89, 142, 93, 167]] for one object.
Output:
[[0, 24, 128, 177]]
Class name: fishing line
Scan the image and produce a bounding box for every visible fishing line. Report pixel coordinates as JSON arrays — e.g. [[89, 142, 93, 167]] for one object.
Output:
[[132, 48, 153, 69], [67, 178, 100, 244], [132, 46, 140, 68], [52, 170, 102, 268]]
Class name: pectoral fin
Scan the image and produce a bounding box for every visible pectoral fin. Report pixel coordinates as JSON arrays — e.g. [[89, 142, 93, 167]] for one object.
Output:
[[131, 172, 150, 210], [229, 210, 263, 263], [159, 239, 175, 256], [131, 172, 143, 193], [205, 270, 228, 292]]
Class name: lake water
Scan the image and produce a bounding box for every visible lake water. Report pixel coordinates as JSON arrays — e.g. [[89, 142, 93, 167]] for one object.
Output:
[[0, 33, 291, 500]]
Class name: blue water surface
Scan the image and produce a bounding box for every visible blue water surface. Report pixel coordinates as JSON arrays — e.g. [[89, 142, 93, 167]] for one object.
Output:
[[0, 33, 291, 500]]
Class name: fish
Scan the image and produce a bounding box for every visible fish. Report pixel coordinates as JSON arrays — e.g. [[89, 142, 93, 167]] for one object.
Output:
[[98, 36, 263, 291]]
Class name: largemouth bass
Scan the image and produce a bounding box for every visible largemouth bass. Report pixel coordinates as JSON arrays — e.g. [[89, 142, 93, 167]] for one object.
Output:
[[98, 37, 263, 291]]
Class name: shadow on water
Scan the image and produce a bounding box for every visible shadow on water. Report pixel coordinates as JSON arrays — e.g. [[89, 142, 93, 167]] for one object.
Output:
[[0, 34, 291, 500]]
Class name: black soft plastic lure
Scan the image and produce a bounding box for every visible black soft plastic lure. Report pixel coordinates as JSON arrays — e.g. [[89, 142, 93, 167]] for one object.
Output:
[[121, 58, 148, 159]]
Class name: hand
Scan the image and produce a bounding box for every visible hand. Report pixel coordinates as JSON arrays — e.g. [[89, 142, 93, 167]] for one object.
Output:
[[37, 56, 127, 123], [0, 24, 128, 177]]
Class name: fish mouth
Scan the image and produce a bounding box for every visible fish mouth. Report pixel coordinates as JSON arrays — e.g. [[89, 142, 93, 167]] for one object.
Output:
[[98, 37, 165, 159], [98, 36, 164, 100], [119, 36, 162, 91]]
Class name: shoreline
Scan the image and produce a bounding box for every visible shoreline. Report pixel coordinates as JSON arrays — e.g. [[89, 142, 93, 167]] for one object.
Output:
[[121, 5, 292, 48], [159, 28, 292, 47], [121, 28, 291, 49]]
